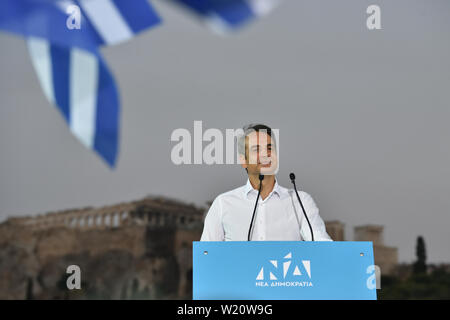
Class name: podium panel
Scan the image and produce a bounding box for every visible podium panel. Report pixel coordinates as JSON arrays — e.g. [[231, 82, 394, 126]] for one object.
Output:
[[193, 241, 377, 300]]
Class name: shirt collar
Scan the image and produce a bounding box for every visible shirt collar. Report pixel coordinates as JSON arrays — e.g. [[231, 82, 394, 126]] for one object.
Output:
[[244, 177, 281, 200]]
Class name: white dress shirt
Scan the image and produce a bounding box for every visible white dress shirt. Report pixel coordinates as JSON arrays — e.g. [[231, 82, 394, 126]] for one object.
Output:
[[200, 179, 332, 241]]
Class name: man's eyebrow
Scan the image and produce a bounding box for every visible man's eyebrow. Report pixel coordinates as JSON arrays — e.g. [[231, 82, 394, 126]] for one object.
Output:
[[250, 143, 272, 149]]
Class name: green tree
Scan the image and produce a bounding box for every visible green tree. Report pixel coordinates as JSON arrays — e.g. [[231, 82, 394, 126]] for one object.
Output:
[[413, 236, 427, 274]]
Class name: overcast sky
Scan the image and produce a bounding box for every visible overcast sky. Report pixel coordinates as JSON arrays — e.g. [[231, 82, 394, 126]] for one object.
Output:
[[1, 0, 449, 263]]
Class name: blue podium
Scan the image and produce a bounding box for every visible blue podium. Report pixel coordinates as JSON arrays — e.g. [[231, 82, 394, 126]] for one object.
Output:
[[193, 241, 377, 300]]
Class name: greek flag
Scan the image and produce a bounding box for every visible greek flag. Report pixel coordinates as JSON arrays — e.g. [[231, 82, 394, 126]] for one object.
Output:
[[167, 0, 280, 32], [0, 0, 279, 168], [0, 0, 161, 167]]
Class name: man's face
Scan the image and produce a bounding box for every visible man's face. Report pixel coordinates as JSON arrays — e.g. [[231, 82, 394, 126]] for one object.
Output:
[[240, 131, 278, 176]]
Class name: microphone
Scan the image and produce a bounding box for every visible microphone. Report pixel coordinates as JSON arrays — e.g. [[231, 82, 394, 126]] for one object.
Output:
[[289, 173, 314, 241], [247, 174, 264, 241]]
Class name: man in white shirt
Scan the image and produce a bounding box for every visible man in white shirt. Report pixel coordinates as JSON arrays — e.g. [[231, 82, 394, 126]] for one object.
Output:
[[200, 124, 332, 242]]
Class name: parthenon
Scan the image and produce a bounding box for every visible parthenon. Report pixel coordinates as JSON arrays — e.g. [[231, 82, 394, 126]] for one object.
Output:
[[6, 195, 204, 232]]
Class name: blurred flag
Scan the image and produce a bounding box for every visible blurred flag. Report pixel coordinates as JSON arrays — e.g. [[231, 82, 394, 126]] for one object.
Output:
[[167, 0, 280, 32], [0, 0, 279, 168], [0, 0, 161, 167]]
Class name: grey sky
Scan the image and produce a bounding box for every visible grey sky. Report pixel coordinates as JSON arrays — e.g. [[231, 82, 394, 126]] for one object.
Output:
[[1, 0, 449, 263]]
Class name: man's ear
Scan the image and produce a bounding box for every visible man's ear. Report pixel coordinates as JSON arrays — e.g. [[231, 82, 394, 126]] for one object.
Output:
[[239, 154, 247, 170]]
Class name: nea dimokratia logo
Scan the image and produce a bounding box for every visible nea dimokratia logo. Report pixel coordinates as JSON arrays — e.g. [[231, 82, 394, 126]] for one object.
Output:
[[255, 252, 313, 288]]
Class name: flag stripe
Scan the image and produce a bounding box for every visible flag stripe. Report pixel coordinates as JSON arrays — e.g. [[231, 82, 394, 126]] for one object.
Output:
[[69, 48, 99, 149], [50, 45, 71, 123], [78, 0, 133, 45], [248, 0, 279, 16], [111, 0, 161, 33], [94, 58, 119, 167], [27, 37, 55, 105], [169, 0, 279, 31], [214, 1, 254, 27]]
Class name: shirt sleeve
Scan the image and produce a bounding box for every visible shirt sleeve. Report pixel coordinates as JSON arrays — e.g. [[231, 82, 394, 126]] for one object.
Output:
[[200, 196, 225, 241], [298, 191, 333, 241]]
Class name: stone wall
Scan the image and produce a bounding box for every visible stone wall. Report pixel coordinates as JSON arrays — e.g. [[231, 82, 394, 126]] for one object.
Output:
[[353, 225, 398, 276], [325, 220, 345, 241], [0, 196, 204, 300], [354, 225, 384, 246]]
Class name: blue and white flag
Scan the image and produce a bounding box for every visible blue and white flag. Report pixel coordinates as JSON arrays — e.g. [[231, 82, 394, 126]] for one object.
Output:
[[167, 0, 280, 32], [0, 0, 279, 168], [0, 0, 161, 167]]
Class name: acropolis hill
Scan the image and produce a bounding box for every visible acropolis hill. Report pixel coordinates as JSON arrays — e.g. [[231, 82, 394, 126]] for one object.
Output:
[[0, 196, 398, 299], [0, 196, 204, 299]]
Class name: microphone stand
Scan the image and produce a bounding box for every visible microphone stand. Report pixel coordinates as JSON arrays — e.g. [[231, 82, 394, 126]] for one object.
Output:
[[290, 173, 314, 241], [247, 174, 264, 241]]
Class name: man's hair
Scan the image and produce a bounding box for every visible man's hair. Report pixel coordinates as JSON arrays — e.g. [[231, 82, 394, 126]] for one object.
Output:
[[237, 123, 276, 159]]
